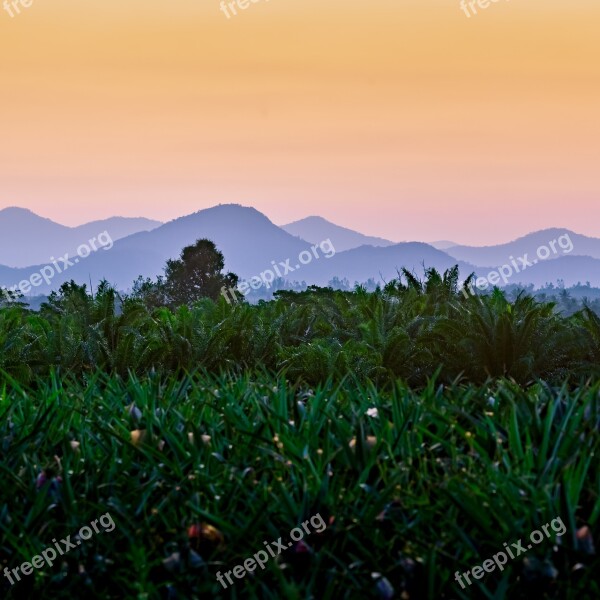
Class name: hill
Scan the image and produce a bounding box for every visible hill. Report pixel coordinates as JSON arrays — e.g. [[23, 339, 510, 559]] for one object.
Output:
[[282, 216, 395, 251], [1, 205, 599, 297], [0, 207, 161, 267], [445, 228, 600, 267]]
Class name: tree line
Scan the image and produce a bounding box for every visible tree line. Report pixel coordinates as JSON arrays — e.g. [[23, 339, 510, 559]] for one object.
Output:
[[0, 239, 599, 386]]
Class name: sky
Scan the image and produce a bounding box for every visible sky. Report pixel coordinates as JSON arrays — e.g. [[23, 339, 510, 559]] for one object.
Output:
[[0, 0, 598, 245]]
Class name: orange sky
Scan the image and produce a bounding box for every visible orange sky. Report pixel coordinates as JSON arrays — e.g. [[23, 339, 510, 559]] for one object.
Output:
[[0, 0, 598, 244]]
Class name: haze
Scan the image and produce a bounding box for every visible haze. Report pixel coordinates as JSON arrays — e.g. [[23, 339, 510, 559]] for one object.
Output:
[[0, 0, 598, 244]]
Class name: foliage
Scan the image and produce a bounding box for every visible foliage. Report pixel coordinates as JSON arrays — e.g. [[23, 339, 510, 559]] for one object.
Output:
[[1, 266, 599, 598], [0, 268, 598, 386], [0, 374, 598, 598], [162, 239, 238, 307]]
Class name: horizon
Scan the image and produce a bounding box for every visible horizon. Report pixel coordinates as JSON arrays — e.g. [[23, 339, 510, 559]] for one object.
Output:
[[0, 203, 593, 248]]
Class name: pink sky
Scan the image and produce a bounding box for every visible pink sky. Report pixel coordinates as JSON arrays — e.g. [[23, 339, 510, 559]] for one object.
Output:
[[0, 0, 598, 244]]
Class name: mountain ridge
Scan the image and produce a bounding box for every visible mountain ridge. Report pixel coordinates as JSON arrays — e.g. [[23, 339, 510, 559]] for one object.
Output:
[[1, 204, 599, 296], [0, 206, 161, 267], [282, 215, 395, 251]]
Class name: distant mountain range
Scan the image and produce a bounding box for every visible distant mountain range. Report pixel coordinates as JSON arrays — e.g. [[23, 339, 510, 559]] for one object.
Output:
[[0, 207, 161, 267], [444, 229, 600, 266], [282, 216, 395, 252], [0, 204, 599, 297]]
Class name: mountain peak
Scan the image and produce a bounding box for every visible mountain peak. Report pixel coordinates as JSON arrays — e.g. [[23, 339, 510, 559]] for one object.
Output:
[[282, 215, 395, 252], [0, 206, 38, 216], [292, 216, 330, 224]]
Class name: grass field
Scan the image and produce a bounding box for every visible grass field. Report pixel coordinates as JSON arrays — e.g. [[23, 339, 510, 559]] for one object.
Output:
[[1, 372, 599, 598]]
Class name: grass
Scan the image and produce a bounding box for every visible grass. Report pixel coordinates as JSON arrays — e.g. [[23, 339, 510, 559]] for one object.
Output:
[[0, 371, 599, 599]]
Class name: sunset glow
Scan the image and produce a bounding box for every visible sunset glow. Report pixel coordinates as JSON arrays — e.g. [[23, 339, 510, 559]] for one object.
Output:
[[1, 0, 598, 243]]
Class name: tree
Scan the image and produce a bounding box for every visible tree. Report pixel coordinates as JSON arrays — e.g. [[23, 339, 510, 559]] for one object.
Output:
[[0, 285, 23, 307], [129, 275, 169, 311], [163, 239, 238, 307]]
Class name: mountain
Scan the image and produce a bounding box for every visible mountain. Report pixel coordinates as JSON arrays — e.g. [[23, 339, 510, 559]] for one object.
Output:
[[0, 204, 473, 296], [497, 255, 600, 289], [293, 242, 476, 286], [444, 228, 600, 267], [0, 207, 161, 267], [288, 242, 600, 290], [0, 204, 311, 295], [75, 217, 163, 245], [429, 240, 457, 250], [1, 205, 599, 299], [282, 216, 395, 252]]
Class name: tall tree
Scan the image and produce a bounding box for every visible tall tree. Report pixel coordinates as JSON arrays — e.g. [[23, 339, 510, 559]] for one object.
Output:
[[163, 239, 238, 307]]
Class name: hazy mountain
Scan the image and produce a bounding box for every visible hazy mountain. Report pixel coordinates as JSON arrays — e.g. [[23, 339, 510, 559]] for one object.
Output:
[[472, 255, 600, 290], [0, 207, 161, 267], [0, 205, 311, 294], [1, 205, 472, 296], [298, 244, 600, 290], [282, 216, 395, 252], [76, 216, 162, 245], [1, 205, 599, 299], [445, 228, 600, 267], [430, 240, 457, 250], [295, 242, 476, 286]]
